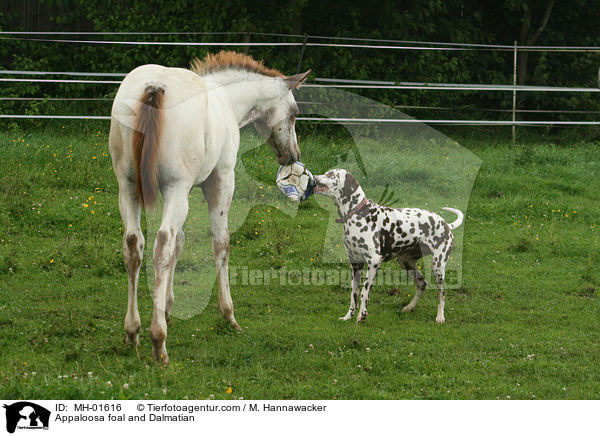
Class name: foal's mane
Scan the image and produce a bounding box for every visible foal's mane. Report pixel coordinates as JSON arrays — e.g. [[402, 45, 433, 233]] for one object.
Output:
[[190, 51, 284, 78]]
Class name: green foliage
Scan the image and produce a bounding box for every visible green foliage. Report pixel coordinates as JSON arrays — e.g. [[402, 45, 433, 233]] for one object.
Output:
[[1, 1, 600, 121]]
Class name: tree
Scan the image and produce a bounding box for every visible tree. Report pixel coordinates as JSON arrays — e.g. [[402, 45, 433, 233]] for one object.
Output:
[[516, 0, 556, 85]]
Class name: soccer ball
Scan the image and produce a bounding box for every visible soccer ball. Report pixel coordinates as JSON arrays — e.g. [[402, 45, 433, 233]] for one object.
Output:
[[276, 161, 315, 202]]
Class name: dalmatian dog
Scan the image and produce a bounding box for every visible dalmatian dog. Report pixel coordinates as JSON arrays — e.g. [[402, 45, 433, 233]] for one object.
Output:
[[313, 169, 463, 324]]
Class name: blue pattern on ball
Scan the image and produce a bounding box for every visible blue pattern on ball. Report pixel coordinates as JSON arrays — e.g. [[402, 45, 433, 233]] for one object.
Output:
[[276, 161, 315, 202]]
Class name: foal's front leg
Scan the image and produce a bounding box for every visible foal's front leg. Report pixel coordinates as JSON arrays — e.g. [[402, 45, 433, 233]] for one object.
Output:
[[201, 167, 240, 330], [341, 262, 363, 320], [165, 229, 184, 325], [357, 260, 381, 323]]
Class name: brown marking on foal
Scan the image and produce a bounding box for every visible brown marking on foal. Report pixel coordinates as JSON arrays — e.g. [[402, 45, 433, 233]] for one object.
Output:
[[190, 51, 284, 78], [153, 229, 171, 290], [155, 230, 169, 259], [124, 233, 141, 270], [212, 238, 230, 259]]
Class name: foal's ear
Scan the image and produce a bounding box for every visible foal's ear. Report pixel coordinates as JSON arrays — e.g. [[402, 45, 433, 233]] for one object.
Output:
[[285, 70, 311, 89]]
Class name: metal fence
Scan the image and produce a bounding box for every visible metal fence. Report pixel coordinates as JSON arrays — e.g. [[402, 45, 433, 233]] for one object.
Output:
[[2, 31, 600, 137]]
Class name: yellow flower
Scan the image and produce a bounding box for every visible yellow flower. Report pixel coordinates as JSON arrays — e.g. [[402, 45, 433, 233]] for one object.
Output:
[[50, 259, 54, 264], [226, 387, 232, 394]]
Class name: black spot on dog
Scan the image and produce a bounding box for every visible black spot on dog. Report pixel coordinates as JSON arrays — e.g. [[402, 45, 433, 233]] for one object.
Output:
[[418, 222, 431, 237], [379, 229, 403, 260]]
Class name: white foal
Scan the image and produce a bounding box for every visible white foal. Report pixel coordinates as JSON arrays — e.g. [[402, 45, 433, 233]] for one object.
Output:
[[109, 51, 310, 364]]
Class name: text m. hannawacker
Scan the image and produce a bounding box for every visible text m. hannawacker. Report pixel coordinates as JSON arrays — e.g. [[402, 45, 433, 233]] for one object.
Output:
[[149, 414, 194, 422]]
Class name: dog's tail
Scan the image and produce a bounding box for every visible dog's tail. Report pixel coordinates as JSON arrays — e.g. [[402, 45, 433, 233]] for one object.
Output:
[[442, 207, 464, 230]]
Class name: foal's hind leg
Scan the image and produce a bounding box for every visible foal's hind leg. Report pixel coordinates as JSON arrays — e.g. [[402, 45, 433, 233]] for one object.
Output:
[[119, 187, 145, 346], [149, 186, 190, 364], [201, 167, 240, 330]]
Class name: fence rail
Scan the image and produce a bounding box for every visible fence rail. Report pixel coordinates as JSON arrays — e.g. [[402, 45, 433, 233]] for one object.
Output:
[[2, 32, 600, 134]]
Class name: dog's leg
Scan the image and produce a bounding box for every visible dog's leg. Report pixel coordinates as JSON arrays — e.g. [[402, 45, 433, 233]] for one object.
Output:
[[432, 253, 447, 324], [341, 262, 363, 320], [401, 259, 427, 313], [357, 261, 380, 322]]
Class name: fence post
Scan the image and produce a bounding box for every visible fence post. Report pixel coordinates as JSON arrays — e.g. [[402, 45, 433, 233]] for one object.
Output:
[[512, 40, 518, 143], [296, 34, 309, 74]]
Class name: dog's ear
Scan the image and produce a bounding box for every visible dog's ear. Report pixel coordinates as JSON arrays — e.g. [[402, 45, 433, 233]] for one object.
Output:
[[342, 172, 359, 199]]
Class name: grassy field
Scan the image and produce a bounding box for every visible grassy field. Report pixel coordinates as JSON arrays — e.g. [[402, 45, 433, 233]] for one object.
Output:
[[0, 122, 599, 400]]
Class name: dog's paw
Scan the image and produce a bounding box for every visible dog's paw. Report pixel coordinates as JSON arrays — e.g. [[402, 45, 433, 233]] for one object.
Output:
[[402, 304, 415, 313], [339, 314, 352, 321], [356, 311, 368, 323]]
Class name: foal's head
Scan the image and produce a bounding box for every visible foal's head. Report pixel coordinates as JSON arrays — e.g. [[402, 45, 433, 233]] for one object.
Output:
[[252, 70, 310, 165], [191, 51, 310, 165]]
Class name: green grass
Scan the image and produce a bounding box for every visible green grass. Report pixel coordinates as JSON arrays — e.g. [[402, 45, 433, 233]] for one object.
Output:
[[0, 122, 599, 400]]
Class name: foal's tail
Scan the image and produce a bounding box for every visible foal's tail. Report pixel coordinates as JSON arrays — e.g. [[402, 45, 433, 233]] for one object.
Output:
[[133, 84, 165, 209], [442, 207, 464, 230]]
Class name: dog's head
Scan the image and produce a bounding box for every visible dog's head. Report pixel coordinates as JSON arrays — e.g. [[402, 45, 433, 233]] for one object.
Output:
[[314, 169, 359, 202]]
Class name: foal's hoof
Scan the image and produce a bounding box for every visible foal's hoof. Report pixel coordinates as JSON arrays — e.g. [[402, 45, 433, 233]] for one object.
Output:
[[153, 348, 170, 365], [125, 333, 140, 346], [165, 313, 172, 326], [230, 318, 242, 331], [436, 315, 446, 324], [402, 304, 415, 313]]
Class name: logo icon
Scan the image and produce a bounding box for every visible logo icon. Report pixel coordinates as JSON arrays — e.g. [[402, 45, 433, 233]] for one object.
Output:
[[3, 402, 50, 433]]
